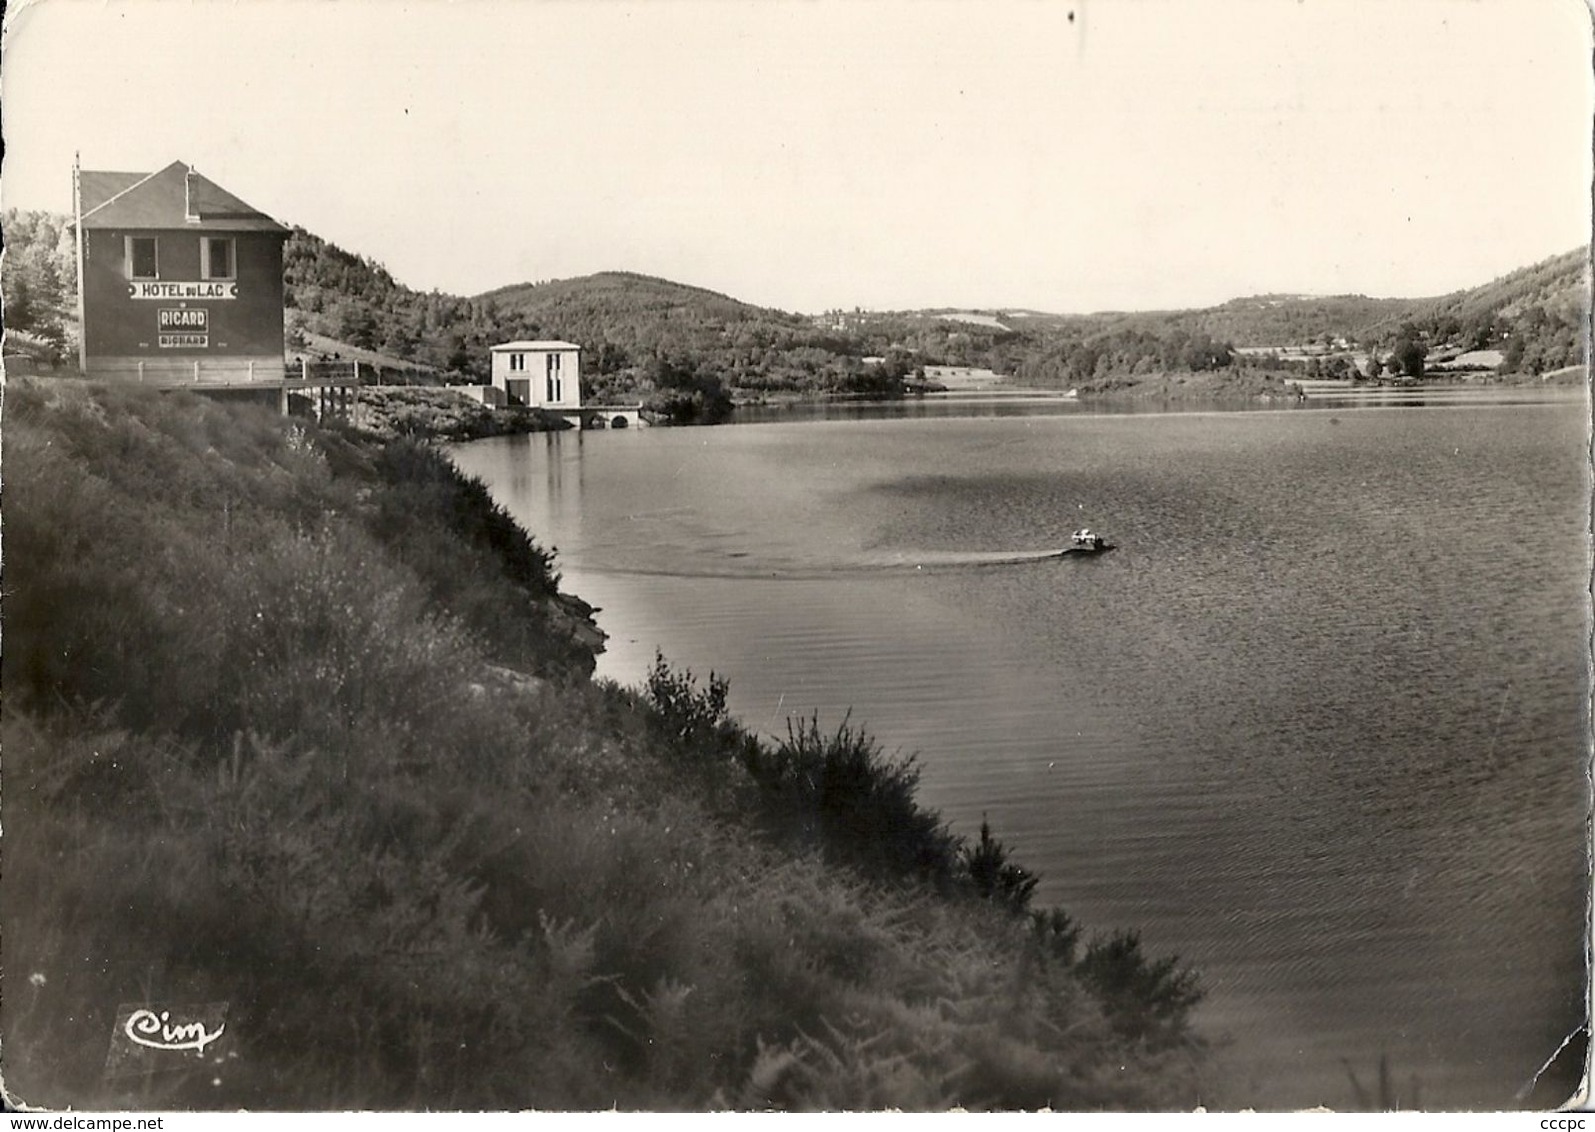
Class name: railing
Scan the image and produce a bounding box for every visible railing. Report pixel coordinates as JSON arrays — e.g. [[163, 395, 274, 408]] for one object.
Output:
[[86, 357, 287, 385], [77, 356, 367, 387], [287, 358, 362, 385]]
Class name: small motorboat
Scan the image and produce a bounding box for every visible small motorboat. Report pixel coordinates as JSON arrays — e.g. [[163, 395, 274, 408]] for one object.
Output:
[[1069, 528, 1111, 552]]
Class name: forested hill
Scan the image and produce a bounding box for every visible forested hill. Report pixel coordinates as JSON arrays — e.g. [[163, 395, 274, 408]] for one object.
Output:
[[1008, 245, 1588, 387], [282, 227, 544, 376], [1418, 246, 1589, 327], [275, 230, 1591, 387], [1043, 246, 1588, 352], [479, 271, 783, 330], [1406, 247, 1589, 372], [476, 271, 897, 394], [282, 231, 920, 406], [1134, 294, 1413, 349]]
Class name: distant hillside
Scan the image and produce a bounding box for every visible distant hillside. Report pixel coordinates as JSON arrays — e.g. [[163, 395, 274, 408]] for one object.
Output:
[[1156, 294, 1412, 348], [478, 270, 818, 380], [4, 208, 1582, 390], [480, 270, 779, 329], [1408, 248, 1588, 374], [1418, 247, 1588, 328], [482, 272, 1034, 393], [288, 228, 1585, 388], [1008, 246, 1588, 385], [283, 227, 544, 380], [476, 271, 935, 412], [1204, 249, 1587, 360]]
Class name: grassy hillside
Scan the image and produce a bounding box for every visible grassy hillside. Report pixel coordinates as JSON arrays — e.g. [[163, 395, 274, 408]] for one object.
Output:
[[2, 380, 1210, 1111]]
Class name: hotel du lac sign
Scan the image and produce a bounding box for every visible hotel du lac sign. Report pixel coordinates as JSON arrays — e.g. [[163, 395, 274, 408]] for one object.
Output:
[[131, 280, 239, 300]]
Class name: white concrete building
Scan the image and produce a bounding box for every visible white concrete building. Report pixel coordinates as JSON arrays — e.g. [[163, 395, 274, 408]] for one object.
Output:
[[490, 341, 582, 409]]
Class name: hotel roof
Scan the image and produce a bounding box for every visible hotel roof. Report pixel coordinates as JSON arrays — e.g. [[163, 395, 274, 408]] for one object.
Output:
[[78, 160, 290, 233]]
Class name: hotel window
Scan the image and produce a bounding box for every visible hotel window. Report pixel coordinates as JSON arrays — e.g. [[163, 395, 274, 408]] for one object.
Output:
[[200, 237, 236, 281], [126, 236, 159, 280]]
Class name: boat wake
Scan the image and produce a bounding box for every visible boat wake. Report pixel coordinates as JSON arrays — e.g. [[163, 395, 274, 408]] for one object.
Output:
[[576, 545, 1104, 582], [859, 547, 1077, 569]]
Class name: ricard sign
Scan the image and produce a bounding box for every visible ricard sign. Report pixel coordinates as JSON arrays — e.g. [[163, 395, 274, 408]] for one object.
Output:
[[157, 307, 209, 348], [158, 308, 208, 331], [130, 281, 237, 300]]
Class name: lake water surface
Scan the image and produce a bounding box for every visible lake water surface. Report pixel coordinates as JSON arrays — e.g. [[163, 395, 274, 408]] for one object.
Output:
[[452, 392, 1590, 1109]]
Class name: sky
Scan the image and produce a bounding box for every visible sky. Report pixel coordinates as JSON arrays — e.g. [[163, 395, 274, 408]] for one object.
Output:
[[2, 0, 1590, 314]]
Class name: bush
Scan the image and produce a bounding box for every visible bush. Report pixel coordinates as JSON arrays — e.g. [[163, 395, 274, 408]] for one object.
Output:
[[1029, 907, 1084, 967], [963, 819, 1039, 913], [741, 714, 960, 882], [644, 652, 740, 752], [1076, 930, 1204, 1048]]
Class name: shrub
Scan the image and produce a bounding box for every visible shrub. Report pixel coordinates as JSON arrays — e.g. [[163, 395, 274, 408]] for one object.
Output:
[[741, 713, 960, 882], [962, 818, 1040, 913], [1076, 929, 1204, 1048], [1029, 907, 1084, 968], [644, 652, 739, 754]]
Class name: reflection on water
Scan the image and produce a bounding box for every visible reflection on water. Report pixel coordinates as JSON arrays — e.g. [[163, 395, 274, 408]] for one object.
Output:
[[734, 381, 1581, 425], [451, 391, 1590, 1109]]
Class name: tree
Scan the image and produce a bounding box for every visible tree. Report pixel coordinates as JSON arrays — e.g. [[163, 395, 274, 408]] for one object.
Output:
[[1, 209, 75, 362], [962, 818, 1038, 913], [1077, 929, 1203, 1047], [1464, 313, 1496, 350], [1501, 335, 1525, 372], [1181, 331, 1231, 372], [642, 354, 733, 424], [4, 269, 38, 331], [1391, 334, 1427, 378]]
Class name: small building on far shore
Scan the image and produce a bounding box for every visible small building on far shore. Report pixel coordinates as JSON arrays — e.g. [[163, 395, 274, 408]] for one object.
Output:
[[488, 340, 642, 429], [491, 340, 583, 410]]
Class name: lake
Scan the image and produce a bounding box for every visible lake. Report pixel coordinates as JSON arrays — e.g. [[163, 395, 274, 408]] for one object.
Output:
[[450, 390, 1591, 1109]]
